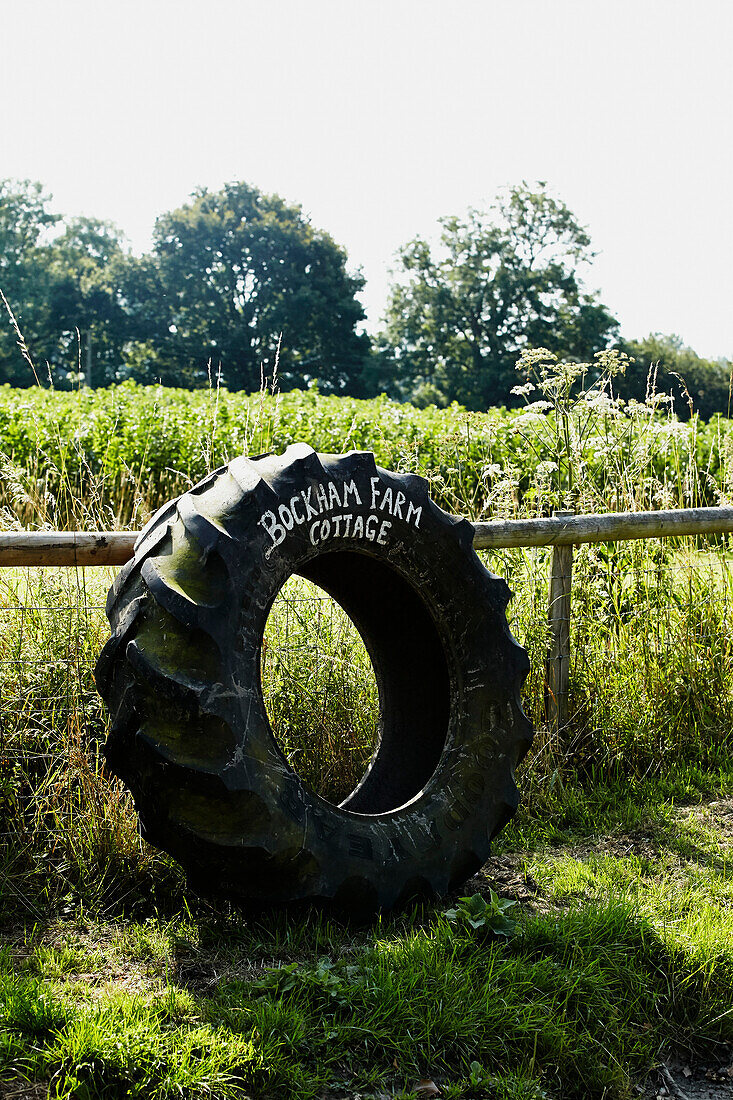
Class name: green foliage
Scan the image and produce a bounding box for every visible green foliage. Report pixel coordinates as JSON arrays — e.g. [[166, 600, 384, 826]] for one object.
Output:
[[149, 181, 371, 391], [38, 994, 253, 1099], [443, 891, 519, 939], [619, 332, 732, 421], [511, 346, 633, 508], [248, 957, 357, 1008], [43, 216, 130, 386], [3, 369, 733, 927], [4, 177, 732, 417], [0, 973, 68, 1038], [2, 532, 733, 1096], [3, 348, 733, 1098], [262, 575, 379, 804], [0, 177, 371, 394], [0, 179, 60, 386], [382, 182, 619, 409], [2, 369, 732, 530], [2, 877, 733, 1098], [0, 566, 186, 919]]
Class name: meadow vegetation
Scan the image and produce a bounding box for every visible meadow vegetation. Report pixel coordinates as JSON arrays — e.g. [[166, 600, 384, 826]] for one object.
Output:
[[1, 348, 732, 530], [1, 353, 733, 1097]]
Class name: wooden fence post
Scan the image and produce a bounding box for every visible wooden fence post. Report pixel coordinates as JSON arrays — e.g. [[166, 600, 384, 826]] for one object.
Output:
[[545, 511, 574, 736]]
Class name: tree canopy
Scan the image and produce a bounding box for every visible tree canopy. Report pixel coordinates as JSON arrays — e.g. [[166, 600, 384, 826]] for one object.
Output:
[[0, 179, 60, 384], [0, 181, 132, 386], [617, 333, 732, 421], [381, 183, 619, 409], [0, 179, 370, 391], [1, 177, 730, 418], [144, 182, 370, 390]]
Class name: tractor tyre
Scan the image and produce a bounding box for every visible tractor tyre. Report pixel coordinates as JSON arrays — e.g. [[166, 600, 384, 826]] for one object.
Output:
[[95, 444, 532, 910]]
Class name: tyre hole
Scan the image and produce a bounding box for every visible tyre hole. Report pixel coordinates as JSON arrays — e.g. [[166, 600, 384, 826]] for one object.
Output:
[[261, 550, 451, 815], [261, 575, 380, 805]]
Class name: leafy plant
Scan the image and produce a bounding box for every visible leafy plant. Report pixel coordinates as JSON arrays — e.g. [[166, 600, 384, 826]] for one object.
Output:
[[249, 957, 358, 1009], [2, 369, 731, 529], [443, 891, 519, 939]]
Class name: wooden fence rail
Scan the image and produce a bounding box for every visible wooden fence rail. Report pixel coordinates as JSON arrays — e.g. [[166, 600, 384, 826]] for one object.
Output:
[[3, 506, 733, 732], [0, 531, 137, 567], [471, 505, 733, 549]]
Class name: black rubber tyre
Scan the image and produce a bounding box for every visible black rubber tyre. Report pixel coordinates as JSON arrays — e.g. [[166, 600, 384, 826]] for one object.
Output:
[[95, 444, 532, 910]]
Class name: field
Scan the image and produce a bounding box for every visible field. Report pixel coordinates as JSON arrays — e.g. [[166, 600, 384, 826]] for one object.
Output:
[[2, 355, 733, 529], [2, 363, 733, 1098]]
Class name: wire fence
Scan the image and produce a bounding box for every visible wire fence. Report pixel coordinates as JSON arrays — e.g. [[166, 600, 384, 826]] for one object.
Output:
[[3, 532, 732, 752], [3, 529, 733, 915], [485, 535, 733, 783]]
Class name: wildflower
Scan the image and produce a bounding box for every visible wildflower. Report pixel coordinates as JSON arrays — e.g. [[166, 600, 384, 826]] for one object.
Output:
[[510, 382, 536, 397]]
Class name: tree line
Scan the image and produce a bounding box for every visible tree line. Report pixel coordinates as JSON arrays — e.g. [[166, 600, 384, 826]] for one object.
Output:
[[1, 177, 730, 417]]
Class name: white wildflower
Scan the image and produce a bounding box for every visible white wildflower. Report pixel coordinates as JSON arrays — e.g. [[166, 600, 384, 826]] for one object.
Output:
[[510, 382, 536, 397]]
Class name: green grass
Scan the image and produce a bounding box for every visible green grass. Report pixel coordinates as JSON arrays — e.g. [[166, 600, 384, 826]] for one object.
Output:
[[261, 574, 379, 804], [2, 547, 733, 1096], [2, 788, 732, 1098], [3, 367, 733, 1095]]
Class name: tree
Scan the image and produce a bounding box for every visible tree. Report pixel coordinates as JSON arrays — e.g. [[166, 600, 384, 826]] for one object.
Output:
[[0, 179, 59, 384], [44, 216, 129, 385], [618, 334, 732, 420], [0, 183, 132, 387], [382, 183, 618, 409], [0, 178, 372, 393], [147, 182, 371, 390]]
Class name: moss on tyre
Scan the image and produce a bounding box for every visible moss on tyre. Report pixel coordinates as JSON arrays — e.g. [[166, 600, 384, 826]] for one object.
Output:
[[95, 444, 533, 910]]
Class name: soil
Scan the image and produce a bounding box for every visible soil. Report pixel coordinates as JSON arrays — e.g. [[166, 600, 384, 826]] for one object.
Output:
[[645, 1060, 733, 1100]]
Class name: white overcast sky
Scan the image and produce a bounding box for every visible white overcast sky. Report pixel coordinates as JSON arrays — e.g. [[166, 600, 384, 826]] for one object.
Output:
[[2, 0, 732, 358]]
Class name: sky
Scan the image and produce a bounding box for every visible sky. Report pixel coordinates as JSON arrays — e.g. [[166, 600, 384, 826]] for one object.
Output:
[[2, 0, 732, 358]]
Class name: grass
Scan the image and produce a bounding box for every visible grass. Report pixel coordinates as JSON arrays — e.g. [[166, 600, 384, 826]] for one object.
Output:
[[1, 789, 732, 1098], [261, 574, 379, 804], [2, 353, 733, 1095], [2, 544, 733, 1097]]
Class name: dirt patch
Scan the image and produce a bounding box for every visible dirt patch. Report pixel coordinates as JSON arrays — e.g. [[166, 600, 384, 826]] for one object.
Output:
[[173, 952, 269, 995], [470, 853, 550, 910], [557, 830, 661, 864], [0, 1076, 47, 1100], [645, 1058, 733, 1100]]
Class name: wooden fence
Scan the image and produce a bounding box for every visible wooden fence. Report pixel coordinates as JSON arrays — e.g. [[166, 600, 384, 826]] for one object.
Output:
[[3, 505, 733, 731], [474, 506, 733, 731]]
